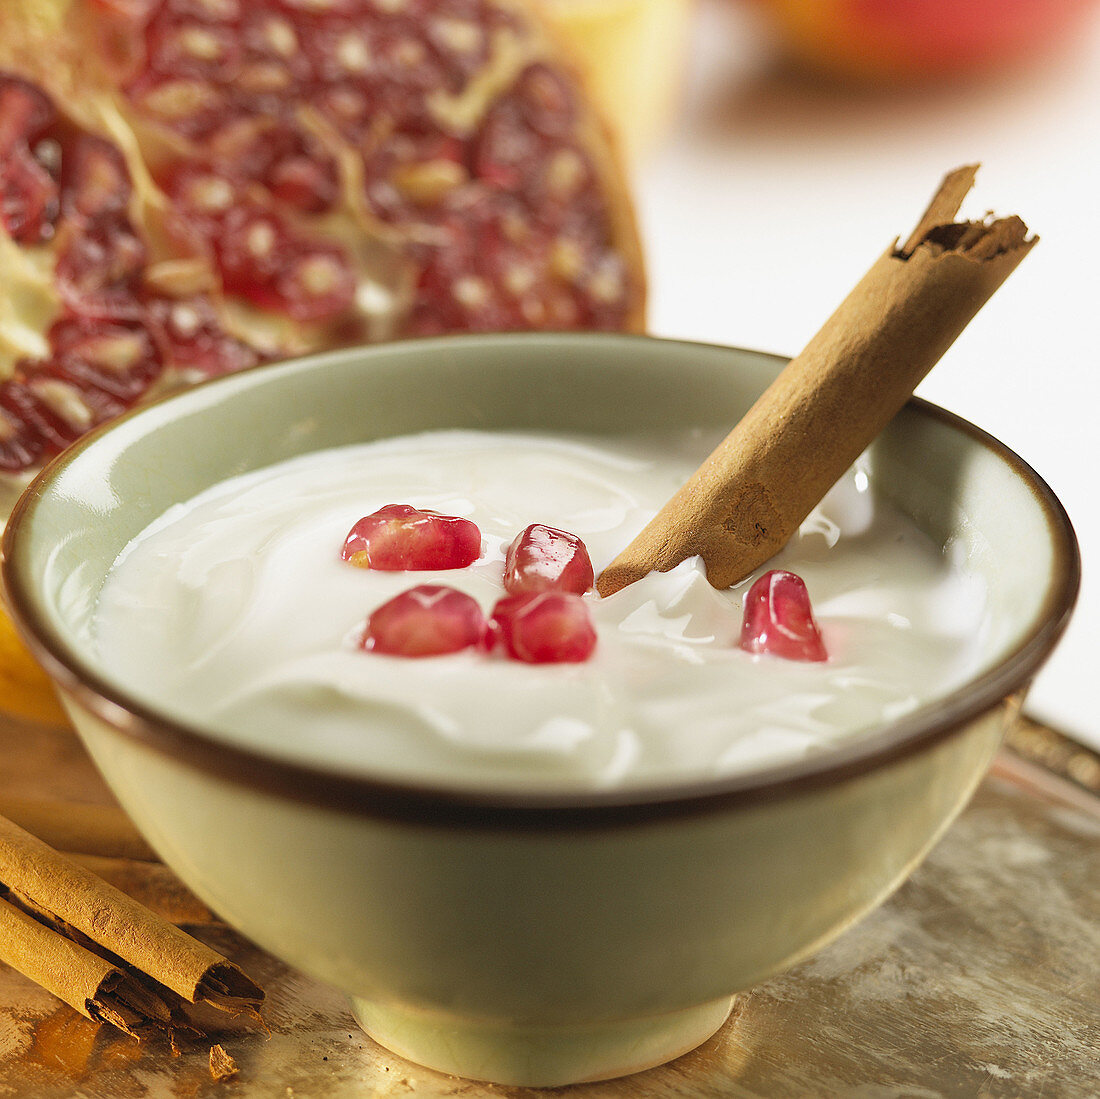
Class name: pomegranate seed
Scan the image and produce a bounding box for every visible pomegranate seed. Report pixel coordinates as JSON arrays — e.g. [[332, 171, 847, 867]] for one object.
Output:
[[49, 318, 164, 402], [0, 77, 60, 242], [214, 208, 355, 322], [0, 146, 60, 244], [54, 220, 147, 320], [739, 570, 828, 663], [0, 384, 47, 472], [0, 77, 55, 157], [145, 20, 241, 81], [489, 592, 596, 664], [362, 585, 487, 657], [276, 246, 357, 322], [342, 504, 481, 571], [0, 376, 101, 455], [503, 524, 593, 596], [144, 296, 260, 376], [165, 162, 242, 229], [61, 135, 133, 223]]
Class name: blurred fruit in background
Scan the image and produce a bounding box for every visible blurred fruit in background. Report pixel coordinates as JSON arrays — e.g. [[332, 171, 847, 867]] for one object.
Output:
[[0, 609, 67, 726], [749, 0, 1100, 82], [534, 0, 695, 161]]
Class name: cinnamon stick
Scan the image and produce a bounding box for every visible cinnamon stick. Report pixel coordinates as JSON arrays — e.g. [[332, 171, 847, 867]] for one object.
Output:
[[0, 895, 168, 1038], [0, 812, 262, 1037], [597, 165, 1036, 596]]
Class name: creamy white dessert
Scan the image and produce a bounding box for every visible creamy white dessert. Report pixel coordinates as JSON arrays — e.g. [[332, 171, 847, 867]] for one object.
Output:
[[93, 429, 989, 791]]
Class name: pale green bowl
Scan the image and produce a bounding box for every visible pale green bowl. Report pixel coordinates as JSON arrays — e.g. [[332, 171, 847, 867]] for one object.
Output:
[[1, 334, 1079, 1086]]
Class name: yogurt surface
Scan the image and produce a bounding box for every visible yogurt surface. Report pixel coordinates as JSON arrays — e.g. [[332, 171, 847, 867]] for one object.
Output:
[[93, 429, 989, 791]]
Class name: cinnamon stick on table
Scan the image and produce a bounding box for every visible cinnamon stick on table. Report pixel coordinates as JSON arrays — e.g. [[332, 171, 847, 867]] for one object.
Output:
[[0, 812, 262, 1040], [597, 165, 1036, 597]]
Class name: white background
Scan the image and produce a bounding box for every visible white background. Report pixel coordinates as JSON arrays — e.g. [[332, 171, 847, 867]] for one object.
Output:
[[637, 0, 1100, 748]]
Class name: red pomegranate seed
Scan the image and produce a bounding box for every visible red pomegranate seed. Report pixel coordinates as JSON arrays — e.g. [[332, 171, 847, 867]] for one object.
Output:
[[362, 585, 487, 658], [214, 208, 356, 322], [54, 220, 147, 320], [0, 383, 47, 472], [0, 146, 60, 245], [342, 504, 481, 571], [739, 570, 828, 663], [144, 296, 260, 376], [0, 376, 106, 455], [49, 318, 164, 402], [0, 76, 55, 156], [61, 136, 133, 223], [0, 77, 60, 244], [144, 18, 241, 81], [274, 245, 357, 322], [204, 117, 340, 214], [165, 162, 242, 230], [489, 592, 597, 664], [503, 524, 593, 596]]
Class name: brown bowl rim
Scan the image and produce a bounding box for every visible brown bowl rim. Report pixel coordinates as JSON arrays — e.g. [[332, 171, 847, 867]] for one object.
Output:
[[0, 333, 1081, 829]]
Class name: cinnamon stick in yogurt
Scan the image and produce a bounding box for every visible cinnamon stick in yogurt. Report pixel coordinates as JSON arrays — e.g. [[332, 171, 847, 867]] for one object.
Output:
[[597, 165, 1036, 596]]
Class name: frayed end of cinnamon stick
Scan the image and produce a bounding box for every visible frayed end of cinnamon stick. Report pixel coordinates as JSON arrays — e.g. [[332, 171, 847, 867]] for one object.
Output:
[[898, 164, 1036, 261]]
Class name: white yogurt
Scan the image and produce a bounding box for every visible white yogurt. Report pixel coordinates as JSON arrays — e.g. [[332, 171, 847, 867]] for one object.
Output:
[[93, 429, 989, 791]]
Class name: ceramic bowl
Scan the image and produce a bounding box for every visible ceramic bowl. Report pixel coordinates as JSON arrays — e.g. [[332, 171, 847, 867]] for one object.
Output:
[[1, 334, 1079, 1087]]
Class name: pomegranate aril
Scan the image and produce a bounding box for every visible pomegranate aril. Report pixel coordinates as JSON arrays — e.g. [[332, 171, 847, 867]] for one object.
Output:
[[503, 524, 593, 596], [489, 592, 597, 664], [49, 318, 164, 402], [0, 384, 47, 472], [0, 76, 55, 155], [0, 75, 61, 244], [144, 19, 241, 81], [0, 146, 60, 245], [362, 584, 487, 658], [213, 208, 356, 322], [0, 376, 105, 454], [54, 221, 147, 320], [342, 504, 481, 571], [239, 10, 312, 87], [275, 246, 357, 322], [514, 64, 577, 139], [739, 570, 828, 663], [144, 296, 260, 376], [61, 136, 132, 223]]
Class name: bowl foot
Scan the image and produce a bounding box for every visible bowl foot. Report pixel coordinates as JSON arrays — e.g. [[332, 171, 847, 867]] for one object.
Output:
[[350, 995, 735, 1087]]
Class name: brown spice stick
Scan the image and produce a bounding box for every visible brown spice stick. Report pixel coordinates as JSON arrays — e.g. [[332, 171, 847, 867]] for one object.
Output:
[[0, 812, 262, 1032], [0, 896, 168, 1038], [597, 165, 1036, 596], [0, 794, 157, 862]]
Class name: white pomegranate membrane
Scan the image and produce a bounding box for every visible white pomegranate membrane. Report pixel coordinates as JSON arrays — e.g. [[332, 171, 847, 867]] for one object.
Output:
[[93, 429, 990, 791]]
